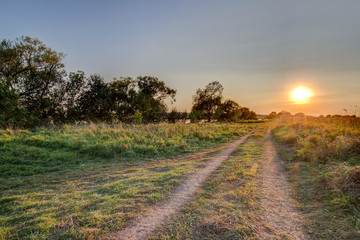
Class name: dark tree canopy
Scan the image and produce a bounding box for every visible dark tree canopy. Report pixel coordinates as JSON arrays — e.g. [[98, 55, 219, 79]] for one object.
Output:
[[0, 36, 66, 126], [0, 36, 259, 128], [190, 81, 257, 122], [134, 76, 176, 123], [77, 74, 113, 122], [192, 81, 223, 122], [217, 99, 240, 121], [0, 37, 178, 127]]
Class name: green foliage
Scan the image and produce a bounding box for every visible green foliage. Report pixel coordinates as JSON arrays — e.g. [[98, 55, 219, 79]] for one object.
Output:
[[0, 37, 178, 127], [166, 109, 188, 123], [192, 81, 223, 122], [133, 110, 143, 123], [217, 99, 240, 121], [191, 82, 257, 122], [0, 77, 29, 127], [189, 110, 202, 123], [77, 74, 113, 122], [0, 36, 66, 126]]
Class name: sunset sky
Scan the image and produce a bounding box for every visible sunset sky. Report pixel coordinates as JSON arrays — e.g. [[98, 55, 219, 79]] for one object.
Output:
[[1, 0, 360, 115]]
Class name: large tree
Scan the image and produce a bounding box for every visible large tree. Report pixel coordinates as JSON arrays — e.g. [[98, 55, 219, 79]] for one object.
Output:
[[109, 77, 137, 122], [133, 76, 176, 123], [217, 99, 241, 121], [191, 81, 223, 122], [0, 36, 66, 125]]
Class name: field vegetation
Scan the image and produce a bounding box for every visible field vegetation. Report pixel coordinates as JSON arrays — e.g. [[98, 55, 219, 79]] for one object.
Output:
[[272, 116, 360, 239], [0, 122, 261, 239], [149, 125, 268, 239]]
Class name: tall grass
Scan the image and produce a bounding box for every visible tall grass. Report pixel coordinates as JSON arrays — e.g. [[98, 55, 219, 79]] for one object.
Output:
[[272, 117, 360, 238]]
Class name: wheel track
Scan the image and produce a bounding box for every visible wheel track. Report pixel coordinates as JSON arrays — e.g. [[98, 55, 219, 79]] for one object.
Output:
[[107, 130, 256, 240]]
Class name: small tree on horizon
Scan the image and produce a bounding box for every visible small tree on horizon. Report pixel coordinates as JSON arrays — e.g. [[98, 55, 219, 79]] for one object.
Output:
[[191, 81, 223, 122]]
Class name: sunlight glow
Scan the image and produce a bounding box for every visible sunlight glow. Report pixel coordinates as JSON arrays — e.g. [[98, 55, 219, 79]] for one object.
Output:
[[291, 87, 312, 104]]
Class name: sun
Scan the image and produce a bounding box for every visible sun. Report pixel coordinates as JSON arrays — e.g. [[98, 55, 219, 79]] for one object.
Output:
[[291, 87, 312, 103]]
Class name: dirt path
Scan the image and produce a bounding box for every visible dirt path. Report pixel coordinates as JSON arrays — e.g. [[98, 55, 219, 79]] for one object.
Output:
[[108, 130, 255, 240], [257, 128, 307, 240]]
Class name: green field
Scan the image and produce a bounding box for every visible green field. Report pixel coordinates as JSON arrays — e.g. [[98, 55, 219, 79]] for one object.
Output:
[[0, 122, 261, 178], [0, 122, 261, 239]]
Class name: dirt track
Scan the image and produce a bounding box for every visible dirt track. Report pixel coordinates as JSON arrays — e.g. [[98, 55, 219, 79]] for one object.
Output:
[[108, 130, 255, 240], [108, 127, 307, 240], [257, 128, 307, 239]]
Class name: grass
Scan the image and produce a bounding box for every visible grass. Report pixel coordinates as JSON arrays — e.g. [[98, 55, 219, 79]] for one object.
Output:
[[0, 122, 261, 239], [0, 122, 261, 178], [272, 117, 360, 239], [148, 124, 268, 240]]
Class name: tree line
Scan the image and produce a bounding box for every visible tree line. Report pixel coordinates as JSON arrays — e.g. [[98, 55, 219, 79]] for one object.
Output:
[[0, 36, 257, 128]]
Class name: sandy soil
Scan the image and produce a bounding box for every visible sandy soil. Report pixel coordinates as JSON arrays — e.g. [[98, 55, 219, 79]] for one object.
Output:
[[107, 130, 255, 240], [257, 128, 307, 240]]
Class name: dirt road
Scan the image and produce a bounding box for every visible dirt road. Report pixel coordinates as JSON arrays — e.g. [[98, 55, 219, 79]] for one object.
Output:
[[108, 127, 307, 240], [108, 130, 255, 240], [257, 128, 307, 239]]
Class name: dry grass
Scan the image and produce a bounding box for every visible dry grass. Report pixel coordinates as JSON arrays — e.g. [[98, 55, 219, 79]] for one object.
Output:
[[272, 117, 360, 239]]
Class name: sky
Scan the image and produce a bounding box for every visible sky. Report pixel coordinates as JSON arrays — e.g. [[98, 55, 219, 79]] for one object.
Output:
[[1, 0, 360, 115]]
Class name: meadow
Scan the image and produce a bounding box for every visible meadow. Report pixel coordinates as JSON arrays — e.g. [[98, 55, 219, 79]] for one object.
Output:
[[272, 117, 360, 239], [0, 122, 261, 239], [0, 122, 261, 178], [2, 118, 360, 239]]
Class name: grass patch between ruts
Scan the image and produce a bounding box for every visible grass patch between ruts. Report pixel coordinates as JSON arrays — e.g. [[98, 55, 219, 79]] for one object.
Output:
[[148, 125, 268, 240]]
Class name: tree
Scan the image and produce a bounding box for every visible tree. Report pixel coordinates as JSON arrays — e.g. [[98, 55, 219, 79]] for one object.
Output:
[[294, 112, 305, 118], [278, 110, 291, 118], [108, 76, 177, 123], [191, 81, 223, 122], [0, 77, 29, 127], [266, 111, 277, 119], [62, 71, 87, 122], [0, 36, 66, 125], [217, 99, 241, 121], [239, 107, 257, 120], [133, 76, 176, 123], [167, 108, 188, 123], [77, 74, 112, 122], [109, 77, 137, 122]]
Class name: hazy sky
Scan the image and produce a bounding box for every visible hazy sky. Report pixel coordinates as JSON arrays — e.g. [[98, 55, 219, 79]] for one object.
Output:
[[1, 0, 360, 115]]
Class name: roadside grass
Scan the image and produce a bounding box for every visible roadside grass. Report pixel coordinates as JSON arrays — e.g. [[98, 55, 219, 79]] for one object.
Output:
[[272, 117, 360, 239], [0, 146, 220, 239], [0, 122, 261, 178], [148, 125, 268, 240], [0, 122, 261, 239]]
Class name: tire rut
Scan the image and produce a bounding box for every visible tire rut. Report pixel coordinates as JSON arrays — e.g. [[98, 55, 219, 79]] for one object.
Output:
[[257, 128, 307, 240], [107, 130, 255, 240]]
